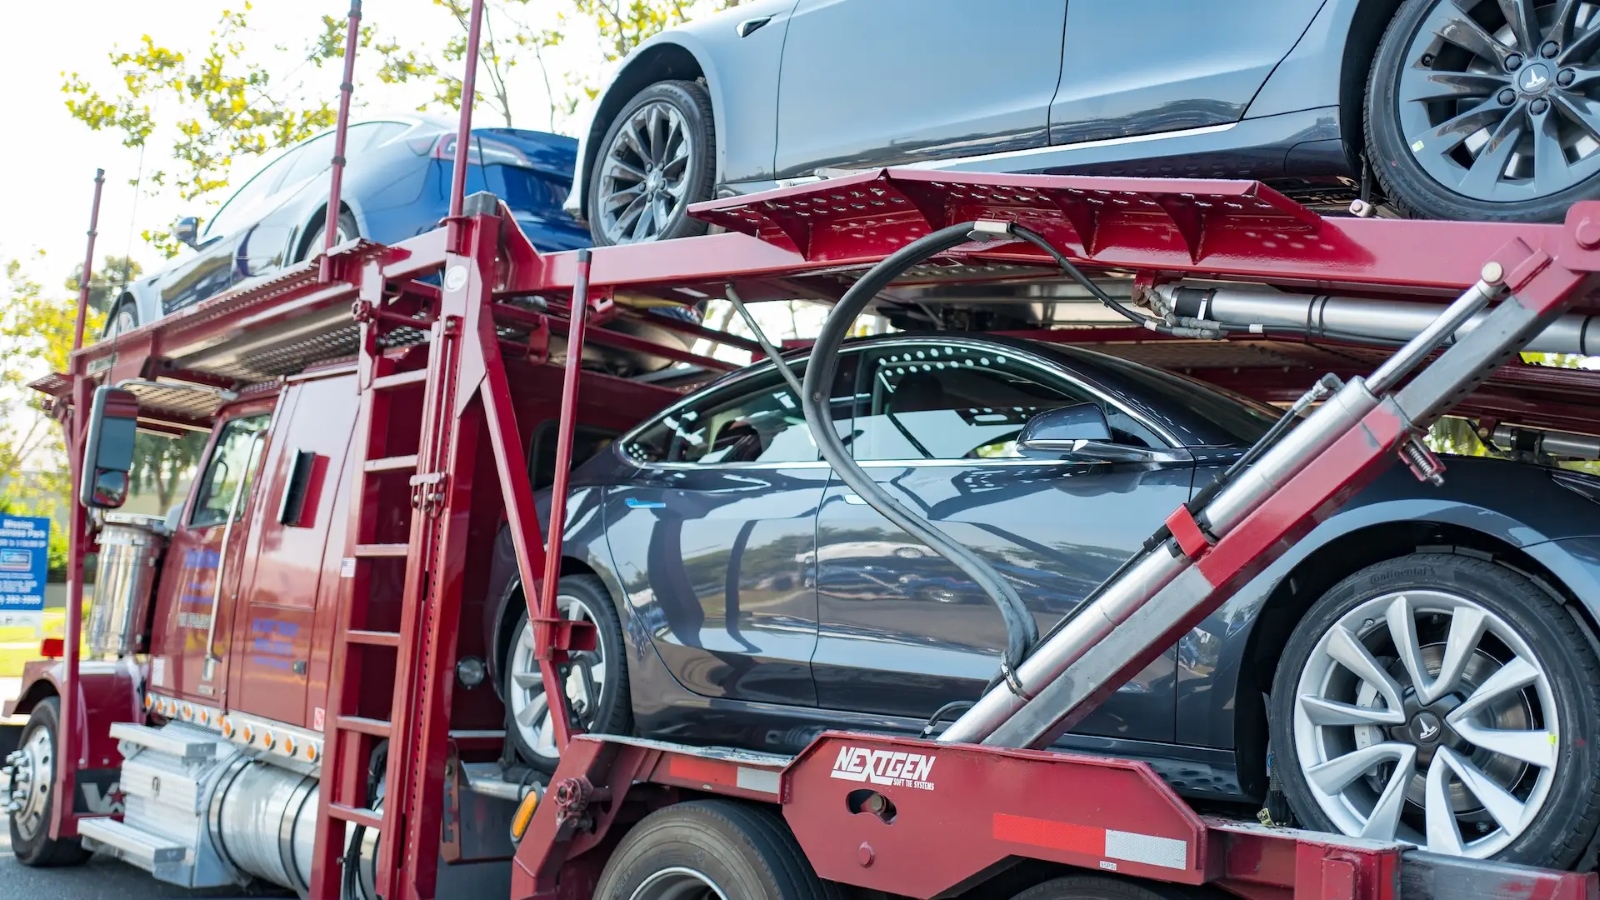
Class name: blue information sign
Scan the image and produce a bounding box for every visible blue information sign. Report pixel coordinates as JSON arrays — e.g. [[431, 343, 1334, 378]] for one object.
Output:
[[0, 515, 51, 626]]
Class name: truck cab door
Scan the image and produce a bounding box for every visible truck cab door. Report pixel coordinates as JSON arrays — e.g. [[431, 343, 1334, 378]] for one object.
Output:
[[226, 375, 359, 727], [149, 410, 273, 706]]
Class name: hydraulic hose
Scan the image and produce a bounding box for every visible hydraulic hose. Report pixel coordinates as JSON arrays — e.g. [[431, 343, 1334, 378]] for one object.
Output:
[[799, 221, 1040, 690]]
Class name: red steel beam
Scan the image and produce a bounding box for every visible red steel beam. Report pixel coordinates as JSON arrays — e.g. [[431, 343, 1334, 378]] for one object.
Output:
[[319, 0, 362, 281]]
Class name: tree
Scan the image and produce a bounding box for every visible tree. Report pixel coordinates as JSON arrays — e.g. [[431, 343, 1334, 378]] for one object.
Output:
[[68, 255, 142, 319], [0, 254, 107, 528], [130, 432, 210, 513], [61, 2, 426, 257]]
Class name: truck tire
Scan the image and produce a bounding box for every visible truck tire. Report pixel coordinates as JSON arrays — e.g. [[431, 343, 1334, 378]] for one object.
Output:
[[504, 574, 631, 772], [6, 697, 92, 867], [593, 799, 845, 900], [1365, 0, 1600, 222], [585, 80, 716, 247], [1010, 874, 1217, 899], [1270, 553, 1600, 867]]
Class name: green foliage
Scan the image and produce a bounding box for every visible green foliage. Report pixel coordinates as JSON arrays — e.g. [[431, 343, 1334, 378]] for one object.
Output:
[[131, 431, 210, 512]]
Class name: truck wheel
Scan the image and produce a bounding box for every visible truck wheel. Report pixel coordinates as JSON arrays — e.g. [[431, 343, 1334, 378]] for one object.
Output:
[[1365, 0, 1600, 222], [593, 799, 845, 900], [1010, 874, 1217, 899], [5, 697, 91, 867], [1270, 553, 1600, 867], [504, 575, 630, 772], [586, 80, 716, 247]]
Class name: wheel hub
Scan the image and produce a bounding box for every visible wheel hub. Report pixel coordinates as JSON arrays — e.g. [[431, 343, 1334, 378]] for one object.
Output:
[[1408, 709, 1447, 745], [5, 727, 53, 839], [1517, 61, 1555, 94]]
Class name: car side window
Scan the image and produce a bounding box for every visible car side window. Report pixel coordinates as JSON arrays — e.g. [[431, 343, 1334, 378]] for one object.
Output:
[[189, 415, 272, 528], [840, 344, 1162, 461], [205, 149, 299, 239], [623, 367, 821, 466]]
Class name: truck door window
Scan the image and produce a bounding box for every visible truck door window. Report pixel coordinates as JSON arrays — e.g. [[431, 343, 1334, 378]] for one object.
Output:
[[189, 415, 272, 528]]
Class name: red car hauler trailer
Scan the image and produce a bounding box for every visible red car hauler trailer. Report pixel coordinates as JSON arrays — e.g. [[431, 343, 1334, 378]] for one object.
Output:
[[9, 4, 1600, 900]]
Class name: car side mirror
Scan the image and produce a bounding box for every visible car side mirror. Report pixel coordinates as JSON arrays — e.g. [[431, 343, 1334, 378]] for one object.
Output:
[[1016, 403, 1153, 464], [173, 216, 200, 250], [80, 386, 140, 509]]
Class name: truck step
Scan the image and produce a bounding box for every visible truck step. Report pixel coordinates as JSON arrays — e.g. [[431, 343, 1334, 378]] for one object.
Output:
[[79, 816, 188, 870], [110, 722, 219, 762]]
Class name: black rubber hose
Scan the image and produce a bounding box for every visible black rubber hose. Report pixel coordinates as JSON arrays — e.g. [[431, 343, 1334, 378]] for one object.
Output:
[[800, 221, 1039, 683]]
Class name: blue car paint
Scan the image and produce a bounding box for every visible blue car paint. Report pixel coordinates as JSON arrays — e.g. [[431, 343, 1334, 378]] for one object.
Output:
[[109, 116, 590, 333], [481, 334, 1600, 806]]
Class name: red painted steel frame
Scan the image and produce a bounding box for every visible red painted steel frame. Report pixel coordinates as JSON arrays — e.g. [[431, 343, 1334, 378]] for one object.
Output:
[[49, 168, 107, 840], [508, 195, 1600, 900], [318, 0, 362, 281]]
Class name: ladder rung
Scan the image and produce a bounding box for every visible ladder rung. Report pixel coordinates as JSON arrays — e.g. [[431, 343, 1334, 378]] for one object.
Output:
[[364, 454, 419, 473], [371, 368, 428, 390], [353, 543, 409, 558], [327, 803, 385, 831], [335, 715, 392, 737], [346, 629, 402, 648]]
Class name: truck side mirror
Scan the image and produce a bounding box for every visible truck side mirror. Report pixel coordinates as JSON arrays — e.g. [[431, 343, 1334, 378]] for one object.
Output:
[[174, 216, 200, 250], [80, 386, 140, 509]]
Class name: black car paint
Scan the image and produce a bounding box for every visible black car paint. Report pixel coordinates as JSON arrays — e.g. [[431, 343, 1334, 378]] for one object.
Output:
[[481, 335, 1600, 804]]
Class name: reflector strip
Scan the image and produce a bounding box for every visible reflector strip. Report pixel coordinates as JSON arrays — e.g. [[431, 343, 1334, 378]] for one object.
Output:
[[666, 756, 780, 796], [993, 813, 1188, 870]]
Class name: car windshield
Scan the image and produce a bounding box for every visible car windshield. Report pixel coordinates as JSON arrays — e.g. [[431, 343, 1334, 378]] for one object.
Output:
[[1054, 347, 1288, 446]]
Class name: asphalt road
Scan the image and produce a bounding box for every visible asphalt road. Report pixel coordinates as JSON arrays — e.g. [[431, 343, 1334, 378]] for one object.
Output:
[[0, 771, 257, 900]]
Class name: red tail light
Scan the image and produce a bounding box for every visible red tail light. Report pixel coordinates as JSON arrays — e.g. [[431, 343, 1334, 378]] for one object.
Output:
[[40, 637, 64, 658]]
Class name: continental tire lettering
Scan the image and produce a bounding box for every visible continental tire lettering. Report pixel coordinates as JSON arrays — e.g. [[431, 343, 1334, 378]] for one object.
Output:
[[829, 745, 936, 791]]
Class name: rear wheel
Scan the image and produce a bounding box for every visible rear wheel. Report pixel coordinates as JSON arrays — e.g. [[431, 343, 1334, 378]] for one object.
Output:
[[593, 800, 844, 900], [586, 80, 716, 247], [301, 209, 358, 262], [1271, 553, 1600, 867], [1366, 0, 1600, 221], [5, 697, 91, 867]]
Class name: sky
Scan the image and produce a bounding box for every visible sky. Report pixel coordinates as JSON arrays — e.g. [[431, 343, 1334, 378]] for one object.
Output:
[[0, 0, 608, 287]]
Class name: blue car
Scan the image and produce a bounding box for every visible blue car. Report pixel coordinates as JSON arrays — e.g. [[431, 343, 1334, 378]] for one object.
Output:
[[101, 115, 591, 337], [481, 332, 1600, 870]]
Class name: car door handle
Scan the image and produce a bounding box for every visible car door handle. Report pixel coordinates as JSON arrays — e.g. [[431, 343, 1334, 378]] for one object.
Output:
[[625, 497, 666, 509], [736, 16, 771, 37], [841, 492, 868, 505]]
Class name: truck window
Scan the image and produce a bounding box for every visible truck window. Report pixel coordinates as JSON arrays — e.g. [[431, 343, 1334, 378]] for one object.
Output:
[[189, 415, 272, 528]]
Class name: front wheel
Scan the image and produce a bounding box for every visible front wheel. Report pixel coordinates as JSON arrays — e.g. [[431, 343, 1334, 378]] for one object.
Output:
[[1365, 0, 1600, 221], [1010, 874, 1218, 899], [586, 80, 716, 247], [503, 575, 630, 772], [5, 697, 91, 867], [1270, 552, 1600, 867]]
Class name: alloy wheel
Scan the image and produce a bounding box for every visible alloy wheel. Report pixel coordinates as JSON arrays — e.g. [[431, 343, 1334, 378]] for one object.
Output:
[[508, 593, 608, 760], [597, 100, 693, 245], [1398, 0, 1600, 201], [107, 303, 138, 338], [1291, 589, 1559, 857], [4, 725, 55, 841], [628, 867, 730, 900]]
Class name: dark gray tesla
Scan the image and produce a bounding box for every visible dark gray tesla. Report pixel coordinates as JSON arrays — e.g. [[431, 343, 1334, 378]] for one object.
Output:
[[566, 0, 1600, 245], [482, 333, 1600, 869]]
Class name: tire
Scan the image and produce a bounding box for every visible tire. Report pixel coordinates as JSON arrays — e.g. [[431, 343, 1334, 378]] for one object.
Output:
[[1364, 0, 1600, 222], [101, 296, 139, 339], [300, 209, 358, 262], [1010, 874, 1217, 900], [6, 698, 92, 867], [593, 799, 845, 900], [585, 80, 716, 247], [503, 575, 630, 772], [1270, 552, 1600, 868]]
